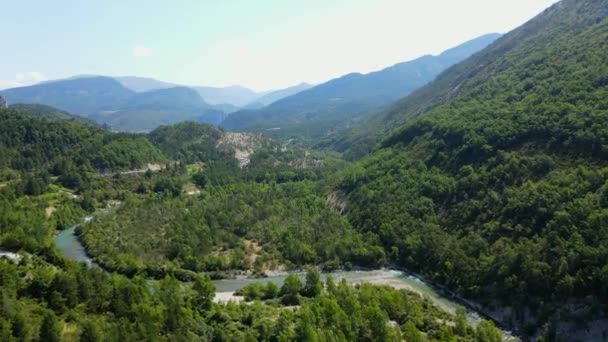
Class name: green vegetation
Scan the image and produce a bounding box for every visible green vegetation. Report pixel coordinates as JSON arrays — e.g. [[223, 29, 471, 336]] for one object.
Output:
[[0, 108, 489, 340], [9, 103, 98, 125], [148, 121, 228, 163], [0, 253, 492, 341], [0, 109, 163, 181], [322, 0, 608, 161], [80, 181, 383, 278], [3, 0, 608, 339], [334, 0, 608, 333]]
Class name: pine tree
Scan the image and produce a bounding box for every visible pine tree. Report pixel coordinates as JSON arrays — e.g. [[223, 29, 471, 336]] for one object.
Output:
[[38, 311, 61, 342], [302, 267, 322, 298], [80, 320, 101, 342]]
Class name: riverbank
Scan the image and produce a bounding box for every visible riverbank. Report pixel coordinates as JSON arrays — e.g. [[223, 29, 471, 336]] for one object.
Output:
[[386, 266, 521, 340], [54, 215, 518, 340]]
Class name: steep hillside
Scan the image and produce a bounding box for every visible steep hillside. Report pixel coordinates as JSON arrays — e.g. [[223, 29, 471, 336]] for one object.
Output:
[[336, 0, 608, 337], [148, 121, 228, 163], [222, 33, 501, 139], [0, 108, 163, 180], [217, 132, 278, 167], [326, 0, 608, 158], [148, 121, 279, 168]]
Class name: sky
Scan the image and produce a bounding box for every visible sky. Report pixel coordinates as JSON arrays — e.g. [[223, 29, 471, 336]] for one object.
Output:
[[0, 0, 559, 91]]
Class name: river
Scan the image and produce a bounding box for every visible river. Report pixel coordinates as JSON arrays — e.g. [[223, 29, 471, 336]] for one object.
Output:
[[215, 270, 469, 313], [54, 218, 516, 339], [54, 217, 96, 267]]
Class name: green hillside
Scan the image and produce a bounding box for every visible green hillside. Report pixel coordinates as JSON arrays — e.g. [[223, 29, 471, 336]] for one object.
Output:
[[0, 110, 494, 341], [323, 0, 608, 159], [9, 103, 97, 125], [3, 0, 608, 339], [0, 108, 163, 178], [148, 121, 227, 161], [336, 0, 608, 334]]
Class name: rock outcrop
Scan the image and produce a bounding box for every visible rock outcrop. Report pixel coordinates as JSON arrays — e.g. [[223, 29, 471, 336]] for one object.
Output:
[[216, 132, 276, 167]]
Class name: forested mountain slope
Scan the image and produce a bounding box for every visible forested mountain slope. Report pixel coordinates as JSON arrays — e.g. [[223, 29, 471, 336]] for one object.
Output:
[[222, 33, 500, 140], [0, 112, 500, 341], [336, 0, 608, 337], [148, 121, 227, 161], [324, 0, 608, 159], [0, 108, 163, 178], [9, 103, 98, 125]]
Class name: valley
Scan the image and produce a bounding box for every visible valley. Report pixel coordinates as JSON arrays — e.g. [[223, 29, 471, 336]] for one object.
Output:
[[1, 0, 608, 341], [53, 213, 516, 338]]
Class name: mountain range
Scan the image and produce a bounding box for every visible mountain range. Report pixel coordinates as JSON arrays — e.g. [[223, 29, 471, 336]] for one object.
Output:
[[0, 77, 220, 131], [113, 76, 270, 107], [0, 34, 499, 133], [0, 76, 312, 131], [222, 33, 501, 139], [50, 75, 310, 110], [2, 0, 608, 339]]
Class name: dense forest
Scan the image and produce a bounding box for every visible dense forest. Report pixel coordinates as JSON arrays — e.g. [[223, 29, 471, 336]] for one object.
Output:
[[334, 0, 608, 335], [320, 0, 608, 161], [0, 108, 499, 340], [80, 181, 384, 278], [8, 104, 99, 125], [79, 121, 377, 278], [2, 0, 608, 340], [0, 109, 163, 179], [0, 253, 498, 341]]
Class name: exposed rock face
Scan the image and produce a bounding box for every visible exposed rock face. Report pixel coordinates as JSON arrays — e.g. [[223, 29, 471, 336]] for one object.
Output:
[[0, 95, 7, 109], [216, 132, 276, 167], [327, 191, 347, 215], [0, 249, 22, 263], [288, 151, 323, 169]]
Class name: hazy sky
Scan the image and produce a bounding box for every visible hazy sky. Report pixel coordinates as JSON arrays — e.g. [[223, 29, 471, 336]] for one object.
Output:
[[0, 0, 559, 91]]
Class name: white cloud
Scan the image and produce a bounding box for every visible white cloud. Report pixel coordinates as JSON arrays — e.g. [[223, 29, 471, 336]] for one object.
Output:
[[132, 45, 152, 57], [0, 72, 47, 90]]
